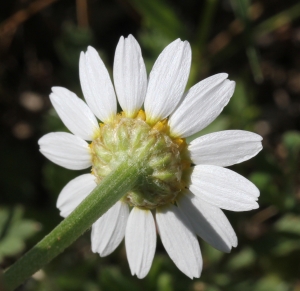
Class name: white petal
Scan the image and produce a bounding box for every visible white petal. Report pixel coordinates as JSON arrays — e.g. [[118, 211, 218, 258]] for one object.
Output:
[[144, 39, 191, 124], [189, 130, 263, 167], [50, 87, 99, 140], [56, 174, 97, 217], [177, 191, 237, 252], [156, 204, 202, 279], [190, 165, 259, 211], [79, 46, 117, 122], [125, 207, 156, 279], [113, 35, 147, 117], [38, 132, 91, 170], [169, 74, 235, 138], [91, 201, 129, 257]]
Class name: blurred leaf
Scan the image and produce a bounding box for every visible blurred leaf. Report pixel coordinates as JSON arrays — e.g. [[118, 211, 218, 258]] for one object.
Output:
[[249, 172, 281, 206], [230, 0, 263, 83], [224, 79, 260, 130], [282, 131, 300, 156], [146, 255, 167, 289], [139, 28, 175, 73], [254, 3, 300, 37], [0, 206, 39, 262], [250, 172, 272, 190], [157, 273, 173, 291], [227, 247, 256, 270], [196, 0, 218, 49], [212, 273, 230, 287], [275, 214, 300, 236], [201, 283, 221, 291], [253, 275, 289, 291], [55, 23, 94, 70], [230, 0, 250, 22], [202, 242, 225, 265], [129, 0, 186, 39], [271, 238, 300, 256], [228, 79, 251, 112], [99, 267, 140, 291]]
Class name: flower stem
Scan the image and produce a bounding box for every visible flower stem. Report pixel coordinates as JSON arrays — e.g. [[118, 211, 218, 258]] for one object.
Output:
[[3, 159, 142, 290]]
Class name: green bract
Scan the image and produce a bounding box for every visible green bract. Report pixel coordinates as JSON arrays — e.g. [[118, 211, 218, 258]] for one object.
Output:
[[90, 111, 190, 209]]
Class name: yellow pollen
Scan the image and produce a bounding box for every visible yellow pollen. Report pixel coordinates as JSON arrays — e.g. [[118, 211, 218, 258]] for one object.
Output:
[[152, 119, 169, 133], [173, 137, 186, 150], [136, 110, 146, 121], [88, 143, 94, 155]]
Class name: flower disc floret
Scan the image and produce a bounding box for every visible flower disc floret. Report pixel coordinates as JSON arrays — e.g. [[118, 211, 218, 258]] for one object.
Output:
[[90, 110, 190, 209]]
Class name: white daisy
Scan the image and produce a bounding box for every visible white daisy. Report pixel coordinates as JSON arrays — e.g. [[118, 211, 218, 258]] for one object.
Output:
[[38, 35, 262, 279]]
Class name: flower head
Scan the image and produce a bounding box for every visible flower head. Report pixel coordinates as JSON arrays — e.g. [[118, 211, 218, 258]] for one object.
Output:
[[38, 35, 262, 279]]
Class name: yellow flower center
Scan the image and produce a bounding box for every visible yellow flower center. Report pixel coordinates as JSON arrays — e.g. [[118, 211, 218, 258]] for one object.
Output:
[[90, 110, 191, 209]]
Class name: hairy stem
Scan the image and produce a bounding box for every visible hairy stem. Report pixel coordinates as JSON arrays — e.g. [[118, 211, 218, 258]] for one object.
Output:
[[3, 159, 142, 290]]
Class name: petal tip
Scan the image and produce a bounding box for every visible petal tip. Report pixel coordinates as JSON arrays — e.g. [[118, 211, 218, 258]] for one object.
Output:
[[50, 87, 61, 95], [219, 72, 229, 79], [87, 46, 98, 55], [229, 80, 236, 90], [136, 272, 147, 279]]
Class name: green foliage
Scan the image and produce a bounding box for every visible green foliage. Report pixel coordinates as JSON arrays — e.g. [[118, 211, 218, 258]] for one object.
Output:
[[1, 0, 300, 290], [129, 0, 186, 40], [226, 247, 256, 270], [275, 214, 300, 236], [0, 207, 39, 262], [55, 23, 94, 70]]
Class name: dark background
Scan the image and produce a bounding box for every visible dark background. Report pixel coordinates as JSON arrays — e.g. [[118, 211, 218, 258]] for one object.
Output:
[[0, 0, 300, 290]]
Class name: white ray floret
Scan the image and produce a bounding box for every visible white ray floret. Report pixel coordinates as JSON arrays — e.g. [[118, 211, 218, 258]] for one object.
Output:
[[91, 201, 129, 257], [80, 47, 117, 122], [38, 132, 91, 170], [50, 87, 99, 140], [188, 130, 263, 167], [113, 35, 147, 118], [169, 74, 235, 138], [190, 165, 259, 211], [144, 39, 191, 124], [156, 204, 202, 279], [125, 208, 156, 279], [56, 174, 97, 217], [177, 190, 237, 253]]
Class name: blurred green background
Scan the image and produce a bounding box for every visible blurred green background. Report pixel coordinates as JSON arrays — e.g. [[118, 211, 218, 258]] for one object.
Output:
[[1, 0, 300, 290]]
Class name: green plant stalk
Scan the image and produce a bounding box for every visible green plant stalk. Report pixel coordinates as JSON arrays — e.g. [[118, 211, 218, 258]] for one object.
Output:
[[3, 159, 143, 291], [231, 0, 263, 83], [254, 2, 300, 37], [196, 0, 218, 50], [187, 0, 218, 85]]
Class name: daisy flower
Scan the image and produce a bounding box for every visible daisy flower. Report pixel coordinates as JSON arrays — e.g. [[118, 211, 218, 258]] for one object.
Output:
[[38, 35, 262, 279]]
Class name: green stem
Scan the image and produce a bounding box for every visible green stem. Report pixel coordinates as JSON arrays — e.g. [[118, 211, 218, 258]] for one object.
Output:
[[196, 0, 218, 50], [3, 159, 142, 291], [189, 0, 218, 85]]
